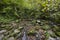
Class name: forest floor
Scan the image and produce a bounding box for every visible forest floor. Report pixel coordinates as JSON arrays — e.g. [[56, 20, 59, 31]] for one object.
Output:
[[0, 19, 60, 40]]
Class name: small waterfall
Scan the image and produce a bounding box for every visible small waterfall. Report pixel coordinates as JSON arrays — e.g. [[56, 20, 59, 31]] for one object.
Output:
[[22, 25, 28, 40], [22, 32, 27, 40]]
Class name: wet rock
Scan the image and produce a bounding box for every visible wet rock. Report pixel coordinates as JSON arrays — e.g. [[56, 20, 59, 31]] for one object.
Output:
[[0, 34, 4, 40], [48, 36, 56, 40], [8, 37, 15, 40], [47, 30, 57, 37], [56, 37, 60, 40], [0, 30, 6, 34]]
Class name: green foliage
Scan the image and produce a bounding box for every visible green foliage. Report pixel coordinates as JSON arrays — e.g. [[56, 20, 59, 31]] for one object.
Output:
[[0, 0, 60, 40], [0, 0, 60, 23]]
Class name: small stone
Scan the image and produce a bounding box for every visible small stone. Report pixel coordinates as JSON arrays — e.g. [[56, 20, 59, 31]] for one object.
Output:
[[14, 29, 20, 33], [36, 35, 39, 37], [36, 20, 41, 23]]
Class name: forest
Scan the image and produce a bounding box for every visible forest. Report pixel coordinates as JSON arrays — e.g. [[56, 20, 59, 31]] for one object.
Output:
[[0, 0, 60, 40]]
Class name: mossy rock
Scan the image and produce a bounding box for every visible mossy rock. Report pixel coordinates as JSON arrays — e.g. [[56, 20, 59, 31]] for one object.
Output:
[[55, 32, 60, 37], [53, 26, 60, 32], [28, 29, 36, 36], [15, 20, 19, 23], [31, 20, 37, 25], [15, 19, 21, 23], [41, 25, 51, 30], [18, 27, 24, 30], [47, 30, 57, 38], [35, 26, 40, 30], [50, 33, 57, 38]]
